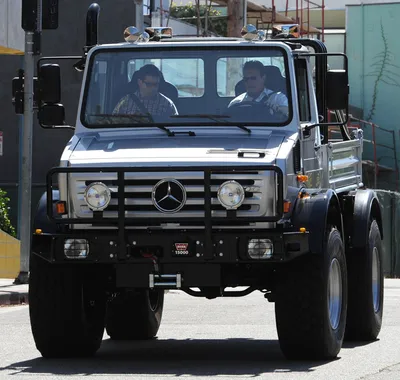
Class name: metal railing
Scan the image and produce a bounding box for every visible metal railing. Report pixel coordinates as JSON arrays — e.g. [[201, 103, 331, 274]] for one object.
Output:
[[348, 116, 399, 190]]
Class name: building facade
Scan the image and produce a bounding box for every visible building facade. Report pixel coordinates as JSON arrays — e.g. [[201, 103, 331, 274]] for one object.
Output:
[[347, 2, 400, 189], [0, 0, 137, 233]]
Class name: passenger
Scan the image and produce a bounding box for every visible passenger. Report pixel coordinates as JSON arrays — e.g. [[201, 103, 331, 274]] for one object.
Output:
[[113, 64, 178, 117]]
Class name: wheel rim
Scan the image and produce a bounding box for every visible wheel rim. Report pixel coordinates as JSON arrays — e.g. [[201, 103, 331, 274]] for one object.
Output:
[[148, 289, 160, 312], [328, 258, 342, 330], [372, 247, 381, 312]]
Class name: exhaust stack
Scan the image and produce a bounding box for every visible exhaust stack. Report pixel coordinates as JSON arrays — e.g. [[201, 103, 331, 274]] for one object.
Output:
[[86, 3, 101, 52]]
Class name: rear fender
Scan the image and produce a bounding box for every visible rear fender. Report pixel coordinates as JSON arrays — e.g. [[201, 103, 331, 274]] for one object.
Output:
[[352, 189, 383, 248]]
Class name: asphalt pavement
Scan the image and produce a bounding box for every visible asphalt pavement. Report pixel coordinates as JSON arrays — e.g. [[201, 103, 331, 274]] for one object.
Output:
[[1, 280, 400, 380]]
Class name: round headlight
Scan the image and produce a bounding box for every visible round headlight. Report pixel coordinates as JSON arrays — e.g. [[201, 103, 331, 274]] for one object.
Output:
[[84, 182, 111, 211], [217, 180, 245, 210]]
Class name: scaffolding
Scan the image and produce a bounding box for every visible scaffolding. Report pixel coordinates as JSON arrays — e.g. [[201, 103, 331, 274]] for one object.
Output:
[[279, 0, 326, 41], [246, 0, 324, 40], [151, 1, 325, 40], [243, 1, 321, 38]]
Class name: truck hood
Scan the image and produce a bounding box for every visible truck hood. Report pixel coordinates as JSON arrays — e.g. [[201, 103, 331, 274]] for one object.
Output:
[[67, 129, 295, 166]]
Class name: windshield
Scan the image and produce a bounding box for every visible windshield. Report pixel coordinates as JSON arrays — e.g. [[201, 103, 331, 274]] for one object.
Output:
[[82, 45, 292, 128]]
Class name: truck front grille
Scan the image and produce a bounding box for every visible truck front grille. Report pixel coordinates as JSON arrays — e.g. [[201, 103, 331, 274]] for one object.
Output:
[[70, 170, 274, 226]]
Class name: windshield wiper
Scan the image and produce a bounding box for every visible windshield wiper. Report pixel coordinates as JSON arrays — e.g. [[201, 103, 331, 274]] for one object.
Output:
[[87, 114, 174, 136], [90, 113, 153, 123], [171, 114, 228, 120], [170, 114, 251, 134]]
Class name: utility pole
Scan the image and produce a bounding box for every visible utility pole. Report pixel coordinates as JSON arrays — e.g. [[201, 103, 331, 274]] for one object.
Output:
[[204, 0, 208, 36], [134, 0, 144, 32], [195, 0, 201, 37], [243, 0, 247, 26], [227, 0, 245, 37]]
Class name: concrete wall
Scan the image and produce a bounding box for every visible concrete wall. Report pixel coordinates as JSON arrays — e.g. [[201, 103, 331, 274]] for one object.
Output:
[[285, 9, 346, 29], [0, 230, 20, 279], [0, 0, 136, 233], [376, 190, 400, 278], [0, 0, 24, 54], [347, 3, 400, 187]]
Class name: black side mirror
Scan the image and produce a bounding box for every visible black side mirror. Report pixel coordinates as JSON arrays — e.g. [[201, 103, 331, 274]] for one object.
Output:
[[38, 64, 61, 104], [37, 64, 71, 128], [326, 70, 349, 110], [38, 104, 65, 127]]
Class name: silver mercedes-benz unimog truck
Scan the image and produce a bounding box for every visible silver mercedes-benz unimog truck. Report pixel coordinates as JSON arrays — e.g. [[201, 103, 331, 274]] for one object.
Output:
[[25, 4, 384, 360]]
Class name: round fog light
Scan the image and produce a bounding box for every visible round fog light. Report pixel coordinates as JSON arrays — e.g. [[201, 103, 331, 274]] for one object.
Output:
[[64, 239, 89, 259], [217, 180, 245, 210], [84, 182, 111, 211], [248, 239, 273, 259]]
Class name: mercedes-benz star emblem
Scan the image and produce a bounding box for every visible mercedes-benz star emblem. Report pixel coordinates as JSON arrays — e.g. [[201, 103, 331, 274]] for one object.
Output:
[[152, 179, 187, 213]]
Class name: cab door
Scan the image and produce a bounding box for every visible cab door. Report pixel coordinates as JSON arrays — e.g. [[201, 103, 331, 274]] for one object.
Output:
[[295, 57, 323, 189]]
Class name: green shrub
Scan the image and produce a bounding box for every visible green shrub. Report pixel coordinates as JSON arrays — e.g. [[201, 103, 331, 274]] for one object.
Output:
[[170, 2, 227, 36], [0, 188, 16, 237]]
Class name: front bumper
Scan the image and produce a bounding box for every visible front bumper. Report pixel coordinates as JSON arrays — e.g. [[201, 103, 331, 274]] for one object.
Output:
[[33, 229, 309, 289], [33, 228, 309, 263]]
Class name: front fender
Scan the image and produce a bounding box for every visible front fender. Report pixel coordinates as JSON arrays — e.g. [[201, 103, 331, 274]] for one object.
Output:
[[33, 190, 60, 234], [291, 189, 341, 254], [32, 191, 60, 260]]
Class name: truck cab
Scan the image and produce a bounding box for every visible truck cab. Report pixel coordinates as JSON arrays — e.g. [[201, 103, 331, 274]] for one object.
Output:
[[26, 6, 384, 361]]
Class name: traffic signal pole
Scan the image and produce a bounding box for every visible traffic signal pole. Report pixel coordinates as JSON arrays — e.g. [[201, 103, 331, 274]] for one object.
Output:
[[14, 30, 36, 284], [14, 0, 43, 284]]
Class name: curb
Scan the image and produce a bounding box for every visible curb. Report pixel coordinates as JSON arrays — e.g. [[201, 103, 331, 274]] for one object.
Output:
[[0, 291, 29, 306]]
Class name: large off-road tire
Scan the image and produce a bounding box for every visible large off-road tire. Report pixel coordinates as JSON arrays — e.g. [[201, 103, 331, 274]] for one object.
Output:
[[345, 219, 383, 341], [106, 289, 164, 340], [29, 253, 107, 358], [275, 227, 348, 360]]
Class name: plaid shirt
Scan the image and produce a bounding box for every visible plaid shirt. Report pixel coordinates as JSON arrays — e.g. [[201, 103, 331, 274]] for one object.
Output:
[[113, 91, 178, 116]]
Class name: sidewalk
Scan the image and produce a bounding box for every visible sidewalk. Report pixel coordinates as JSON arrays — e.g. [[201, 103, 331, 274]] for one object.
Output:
[[0, 279, 29, 306]]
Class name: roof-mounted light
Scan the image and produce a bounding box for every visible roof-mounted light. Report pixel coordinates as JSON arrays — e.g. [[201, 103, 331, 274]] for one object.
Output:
[[241, 24, 258, 41], [271, 24, 300, 39], [123, 26, 150, 43], [145, 27, 173, 41], [240, 24, 266, 41], [124, 26, 140, 42], [257, 30, 266, 41]]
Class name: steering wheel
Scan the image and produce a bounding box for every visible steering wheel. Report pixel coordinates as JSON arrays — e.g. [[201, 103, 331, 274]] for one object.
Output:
[[227, 101, 277, 122]]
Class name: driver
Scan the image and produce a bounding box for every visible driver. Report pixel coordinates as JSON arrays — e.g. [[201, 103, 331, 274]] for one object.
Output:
[[113, 64, 178, 117], [228, 60, 288, 117]]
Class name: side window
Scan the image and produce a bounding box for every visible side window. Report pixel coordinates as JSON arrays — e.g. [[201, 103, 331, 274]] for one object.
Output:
[[128, 58, 205, 98], [86, 60, 108, 114], [216, 56, 287, 98], [295, 59, 311, 122]]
